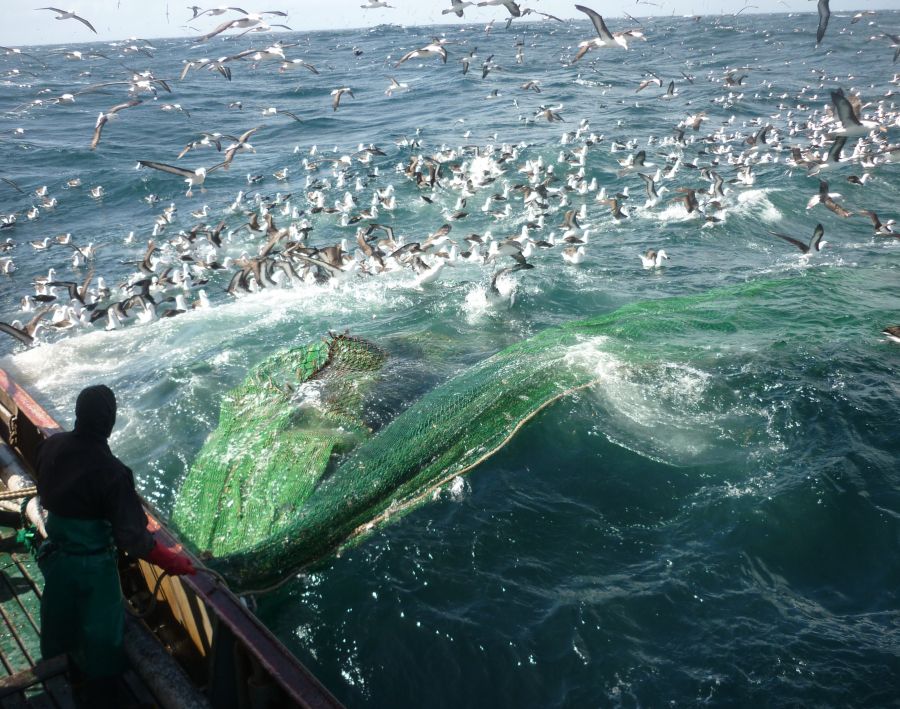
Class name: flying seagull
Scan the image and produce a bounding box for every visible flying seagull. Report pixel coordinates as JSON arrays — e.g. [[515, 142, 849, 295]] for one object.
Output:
[[331, 87, 354, 112], [35, 7, 97, 33], [477, 0, 521, 17], [572, 4, 643, 62], [137, 160, 226, 197], [443, 0, 474, 16], [396, 40, 448, 67], [91, 99, 142, 150]]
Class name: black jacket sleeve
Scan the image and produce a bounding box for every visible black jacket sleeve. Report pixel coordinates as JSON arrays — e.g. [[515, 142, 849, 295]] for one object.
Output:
[[103, 460, 156, 559]]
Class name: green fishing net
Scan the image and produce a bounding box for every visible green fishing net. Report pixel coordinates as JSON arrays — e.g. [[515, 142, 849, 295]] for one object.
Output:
[[174, 320, 606, 592], [171, 333, 387, 562]]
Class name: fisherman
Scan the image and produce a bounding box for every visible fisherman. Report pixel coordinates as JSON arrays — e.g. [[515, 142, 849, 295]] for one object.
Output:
[[35, 384, 196, 707]]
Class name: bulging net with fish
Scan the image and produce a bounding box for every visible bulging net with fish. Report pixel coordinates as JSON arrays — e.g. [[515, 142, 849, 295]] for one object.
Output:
[[175, 319, 610, 592], [171, 332, 387, 561]]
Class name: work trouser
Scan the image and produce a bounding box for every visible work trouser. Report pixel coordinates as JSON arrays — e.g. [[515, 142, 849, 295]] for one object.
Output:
[[37, 514, 127, 680]]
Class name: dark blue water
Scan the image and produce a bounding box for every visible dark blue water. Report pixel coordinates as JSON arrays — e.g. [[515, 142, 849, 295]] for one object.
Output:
[[2, 10, 899, 707]]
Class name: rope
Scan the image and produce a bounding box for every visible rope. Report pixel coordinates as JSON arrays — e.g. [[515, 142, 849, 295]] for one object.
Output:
[[126, 566, 230, 619], [0, 486, 37, 502]]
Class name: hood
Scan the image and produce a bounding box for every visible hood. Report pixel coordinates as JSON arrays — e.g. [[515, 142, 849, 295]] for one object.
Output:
[[73, 384, 117, 439]]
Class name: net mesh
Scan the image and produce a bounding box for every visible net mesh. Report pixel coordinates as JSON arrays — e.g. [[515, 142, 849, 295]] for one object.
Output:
[[171, 333, 386, 559], [176, 320, 605, 592]]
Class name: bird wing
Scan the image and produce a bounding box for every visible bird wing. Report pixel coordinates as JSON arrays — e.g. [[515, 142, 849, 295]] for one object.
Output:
[[195, 18, 239, 42], [277, 109, 302, 121], [70, 12, 98, 33], [1, 177, 25, 194], [426, 223, 452, 242], [830, 91, 861, 128], [109, 98, 143, 114], [26, 306, 52, 335], [502, 0, 521, 17], [238, 126, 261, 143], [77, 266, 95, 302], [824, 199, 852, 218], [395, 48, 418, 66], [816, 0, 830, 45], [859, 210, 881, 229], [575, 5, 614, 41], [0, 322, 33, 346], [138, 160, 195, 178], [90, 113, 108, 150], [825, 135, 847, 162], [768, 230, 809, 253]]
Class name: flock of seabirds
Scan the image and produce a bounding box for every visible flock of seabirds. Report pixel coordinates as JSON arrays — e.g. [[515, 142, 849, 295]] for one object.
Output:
[[1, 1, 899, 350]]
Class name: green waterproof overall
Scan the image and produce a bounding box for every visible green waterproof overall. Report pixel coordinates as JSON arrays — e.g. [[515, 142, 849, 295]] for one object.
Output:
[[37, 513, 127, 679]]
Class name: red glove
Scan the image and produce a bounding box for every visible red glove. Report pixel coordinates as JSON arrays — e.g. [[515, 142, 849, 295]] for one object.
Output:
[[146, 540, 196, 576]]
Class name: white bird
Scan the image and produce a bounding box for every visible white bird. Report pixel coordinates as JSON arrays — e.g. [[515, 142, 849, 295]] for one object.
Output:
[[640, 249, 669, 269], [385, 77, 409, 96], [443, 0, 474, 16], [137, 160, 226, 197], [572, 4, 643, 62], [396, 41, 448, 67], [562, 245, 585, 265], [35, 7, 97, 33], [331, 87, 354, 112]]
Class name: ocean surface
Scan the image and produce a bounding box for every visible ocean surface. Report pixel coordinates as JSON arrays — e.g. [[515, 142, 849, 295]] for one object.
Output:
[[2, 9, 899, 706]]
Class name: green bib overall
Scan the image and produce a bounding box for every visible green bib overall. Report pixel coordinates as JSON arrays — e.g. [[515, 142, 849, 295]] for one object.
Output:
[[38, 513, 126, 679]]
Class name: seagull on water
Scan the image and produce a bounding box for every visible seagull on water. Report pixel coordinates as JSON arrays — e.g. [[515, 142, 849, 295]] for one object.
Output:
[[640, 249, 668, 269]]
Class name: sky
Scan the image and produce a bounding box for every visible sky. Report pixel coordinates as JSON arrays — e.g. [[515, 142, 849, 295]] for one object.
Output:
[[0, 0, 898, 47]]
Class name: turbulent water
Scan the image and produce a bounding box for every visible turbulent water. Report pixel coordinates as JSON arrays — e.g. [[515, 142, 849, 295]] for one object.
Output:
[[2, 9, 899, 706]]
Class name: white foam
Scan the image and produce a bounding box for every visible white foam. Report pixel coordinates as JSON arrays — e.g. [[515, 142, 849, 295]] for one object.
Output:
[[2, 278, 412, 413], [562, 337, 764, 466], [735, 188, 782, 223]]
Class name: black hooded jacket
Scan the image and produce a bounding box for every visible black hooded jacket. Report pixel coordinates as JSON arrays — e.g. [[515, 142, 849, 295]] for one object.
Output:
[[36, 385, 154, 558]]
